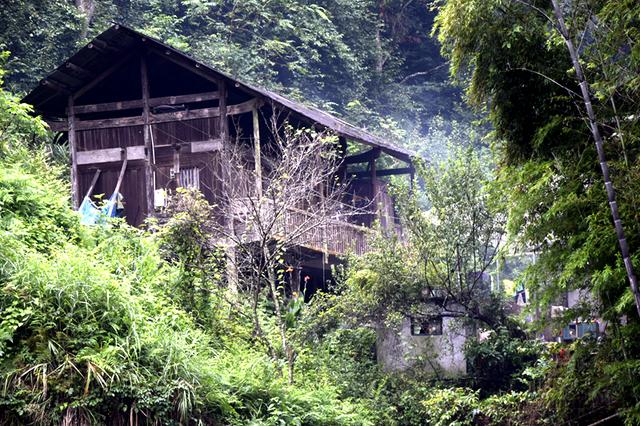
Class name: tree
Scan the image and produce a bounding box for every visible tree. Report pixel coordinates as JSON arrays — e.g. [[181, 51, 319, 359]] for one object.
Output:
[[398, 148, 508, 327], [334, 147, 508, 333], [162, 112, 361, 384], [434, 0, 640, 323], [548, 0, 640, 318]]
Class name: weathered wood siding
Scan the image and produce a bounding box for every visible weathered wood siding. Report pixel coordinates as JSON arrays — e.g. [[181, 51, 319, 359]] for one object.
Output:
[[77, 125, 144, 151], [152, 117, 220, 145]]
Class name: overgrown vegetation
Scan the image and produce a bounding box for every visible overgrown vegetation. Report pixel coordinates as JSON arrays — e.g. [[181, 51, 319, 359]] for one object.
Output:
[[2, 0, 640, 424]]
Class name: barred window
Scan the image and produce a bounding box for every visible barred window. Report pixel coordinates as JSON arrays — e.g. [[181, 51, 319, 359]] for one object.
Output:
[[179, 167, 200, 190]]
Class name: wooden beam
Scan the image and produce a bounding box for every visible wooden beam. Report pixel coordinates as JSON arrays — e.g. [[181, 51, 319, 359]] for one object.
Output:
[[227, 98, 258, 116], [410, 166, 415, 191], [72, 91, 220, 115], [65, 62, 93, 79], [370, 148, 381, 224], [73, 99, 143, 114], [190, 139, 222, 153], [42, 78, 71, 94], [350, 167, 414, 179], [76, 146, 145, 165], [253, 106, 262, 197], [148, 91, 219, 107], [90, 39, 119, 53], [75, 115, 144, 131], [173, 146, 181, 187], [344, 148, 377, 164], [68, 97, 79, 209], [73, 52, 134, 100], [87, 42, 108, 55], [56, 73, 85, 87], [84, 169, 101, 199], [150, 107, 221, 124], [141, 55, 154, 217], [74, 106, 224, 130]]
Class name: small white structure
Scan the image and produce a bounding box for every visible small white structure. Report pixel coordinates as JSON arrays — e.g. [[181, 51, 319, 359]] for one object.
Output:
[[376, 315, 468, 376]]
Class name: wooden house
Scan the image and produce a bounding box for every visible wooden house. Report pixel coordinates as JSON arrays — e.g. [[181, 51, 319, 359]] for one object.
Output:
[[23, 24, 414, 294]]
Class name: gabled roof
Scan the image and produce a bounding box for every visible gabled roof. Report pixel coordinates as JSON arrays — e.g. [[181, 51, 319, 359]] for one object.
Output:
[[23, 24, 413, 162]]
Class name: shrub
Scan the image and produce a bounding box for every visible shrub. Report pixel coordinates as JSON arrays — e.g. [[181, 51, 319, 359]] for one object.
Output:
[[465, 327, 544, 394]]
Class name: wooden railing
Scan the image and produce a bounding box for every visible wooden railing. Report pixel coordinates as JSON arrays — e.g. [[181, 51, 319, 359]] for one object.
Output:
[[282, 206, 371, 256], [230, 199, 371, 256]]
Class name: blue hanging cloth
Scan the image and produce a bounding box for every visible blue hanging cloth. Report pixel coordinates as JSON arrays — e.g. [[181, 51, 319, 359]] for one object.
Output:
[[77, 153, 128, 226], [78, 196, 102, 225]]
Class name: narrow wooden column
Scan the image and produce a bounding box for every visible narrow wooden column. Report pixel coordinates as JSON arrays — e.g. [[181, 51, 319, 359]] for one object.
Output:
[[140, 55, 154, 215], [173, 146, 181, 187], [370, 148, 381, 226], [338, 136, 348, 182], [218, 80, 228, 143], [218, 79, 237, 291], [252, 106, 263, 197], [338, 136, 348, 157], [67, 96, 79, 209]]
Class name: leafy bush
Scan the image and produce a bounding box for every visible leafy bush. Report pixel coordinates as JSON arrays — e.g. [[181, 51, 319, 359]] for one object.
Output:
[[465, 327, 544, 394], [420, 387, 480, 426]]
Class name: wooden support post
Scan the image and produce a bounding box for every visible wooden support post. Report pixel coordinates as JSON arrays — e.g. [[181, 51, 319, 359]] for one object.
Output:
[[218, 80, 228, 143], [67, 96, 79, 209], [338, 136, 347, 157], [338, 136, 348, 182], [140, 55, 154, 216], [218, 79, 237, 291], [173, 146, 181, 188], [370, 148, 381, 226], [252, 106, 263, 197]]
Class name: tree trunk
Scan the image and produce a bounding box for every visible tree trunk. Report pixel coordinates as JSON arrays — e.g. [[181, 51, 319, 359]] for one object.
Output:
[[75, 0, 96, 39], [551, 0, 640, 318], [264, 245, 295, 384]]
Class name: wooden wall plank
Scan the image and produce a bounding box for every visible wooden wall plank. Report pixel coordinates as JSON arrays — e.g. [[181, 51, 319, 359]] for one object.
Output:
[[76, 146, 145, 165], [190, 139, 222, 153], [150, 107, 220, 124], [76, 115, 144, 131], [74, 99, 143, 114], [350, 167, 413, 178], [72, 91, 220, 114], [148, 91, 219, 107], [226, 98, 257, 116]]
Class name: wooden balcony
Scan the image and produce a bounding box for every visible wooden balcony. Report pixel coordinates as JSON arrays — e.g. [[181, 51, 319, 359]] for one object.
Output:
[[229, 199, 371, 256]]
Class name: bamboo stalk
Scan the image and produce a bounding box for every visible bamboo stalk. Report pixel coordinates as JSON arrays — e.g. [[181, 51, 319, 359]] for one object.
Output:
[[551, 0, 640, 318]]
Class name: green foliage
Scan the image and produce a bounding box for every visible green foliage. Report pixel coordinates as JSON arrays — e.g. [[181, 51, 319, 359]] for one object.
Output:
[[154, 188, 226, 328], [465, 327, 544, 394], [435, 1, 640, 424], [434, 0, 640, 320], [420, 387, 480, 426]]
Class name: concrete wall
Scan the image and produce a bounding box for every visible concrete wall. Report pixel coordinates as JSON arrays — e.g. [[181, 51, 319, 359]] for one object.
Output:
[[376, 316, 468, 376]]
